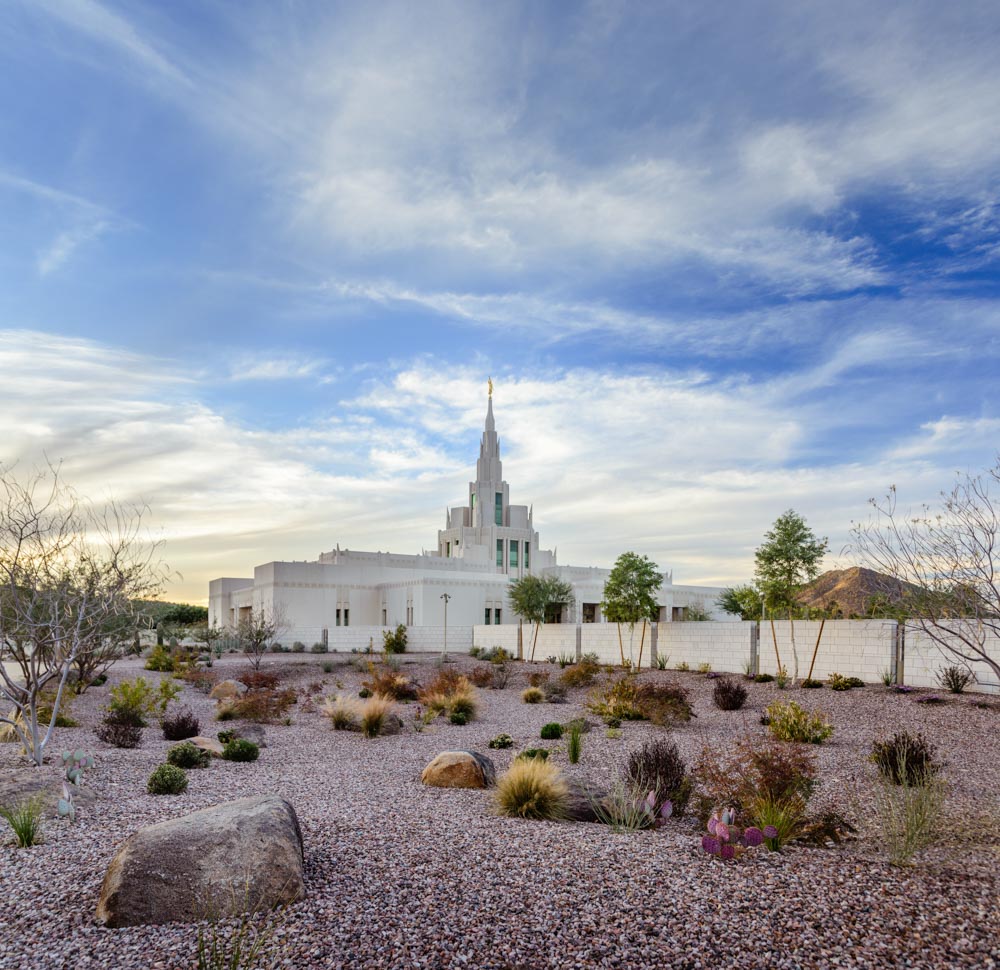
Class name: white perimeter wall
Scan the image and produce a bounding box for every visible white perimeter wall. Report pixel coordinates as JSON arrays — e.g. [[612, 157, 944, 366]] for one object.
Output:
[[276, 625, 472, 654], [474, 619, 998, 692]]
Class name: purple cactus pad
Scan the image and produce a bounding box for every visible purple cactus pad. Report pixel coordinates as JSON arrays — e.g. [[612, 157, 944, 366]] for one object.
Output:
[[742, 827, 764, 847], [763, 825, 778, 839], [702, 835, 720, 855]]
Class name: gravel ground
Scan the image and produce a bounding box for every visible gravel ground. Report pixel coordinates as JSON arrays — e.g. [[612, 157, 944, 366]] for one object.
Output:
[[1, 654, 998, 970]]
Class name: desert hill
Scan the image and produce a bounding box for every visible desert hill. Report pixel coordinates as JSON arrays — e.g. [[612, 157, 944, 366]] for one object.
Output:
[[796, 566, 921, 618]]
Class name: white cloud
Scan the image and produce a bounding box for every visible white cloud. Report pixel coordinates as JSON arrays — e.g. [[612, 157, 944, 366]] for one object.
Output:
[[36, 220, 110, 276]]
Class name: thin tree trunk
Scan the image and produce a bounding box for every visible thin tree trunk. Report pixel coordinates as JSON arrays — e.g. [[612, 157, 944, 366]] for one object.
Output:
[[616, 623, 625, 667], [789, 612, 799, 683], [636, 621, 647, 672], [530, 622, 540, 662], [770, 617, 782, 674], [806, 619, 825, 683]]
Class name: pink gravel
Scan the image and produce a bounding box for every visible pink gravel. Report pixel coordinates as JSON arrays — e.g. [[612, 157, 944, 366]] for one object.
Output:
[[1, 654, 997, 970]]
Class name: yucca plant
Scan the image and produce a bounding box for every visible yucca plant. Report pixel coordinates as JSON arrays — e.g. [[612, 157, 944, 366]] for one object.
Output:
[[0, 796, 45, 848], [495, 758, 569, 820]]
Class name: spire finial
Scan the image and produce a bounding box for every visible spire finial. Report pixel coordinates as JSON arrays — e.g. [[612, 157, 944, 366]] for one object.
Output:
[[488, 376, 493, 398]]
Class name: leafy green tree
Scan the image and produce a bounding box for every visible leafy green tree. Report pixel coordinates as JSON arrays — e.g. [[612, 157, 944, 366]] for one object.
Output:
[[601, 552, 663, 668], [717, 585, 763, 621], [754, 510, 828, 682], [508, 574, 574, 661]]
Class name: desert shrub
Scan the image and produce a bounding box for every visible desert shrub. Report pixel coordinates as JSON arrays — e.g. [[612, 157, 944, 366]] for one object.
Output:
[[0, 797, 44, 847], [469, 646, 483, 659], [559, 660, 602, 689], [527, 671, 549, 688], [321, 662, 335, 674], [541, 681, 567, 703], [482, 646, 511, 663], [712, 677, 748, 711], [176, 667, 218, 693], [468, 666, 495, 688], [516, 748, 549, 761], [222, 738, 260, 762], [217, 729, 237, 744], [162, 707, 200, 741], [360, 694, 397, 738], [144, 644, 176, 672], [540, 722, 564, 740], [828, 672, 864, 691], [269, 642, 285, 653], [167, 741, 210, 769], [870, 732, 939, 786], [591, 780, 672, 833], [489, 733, 515, 749], [362, 664, 419, 701], [697, 663, 712, 674], [236, 669, 280, 691], [490, 662, 512, 690], [625, 738, 692, 817], [495, 758, 568, 820], [754, 673, 774, 683], [449, 710, 468, 725], [95, 710, 143, 748], [418, 670, 478, 720], [801, 678, 824, 689], [220, 689, 296, 724], [587, 677, 692, 726], [147, 763, 188, 795], [521, 686, 544, 704], [108, 677, 179, 726], [868, 763, 947, 866], [693, 738, 817, 821], [358, 687, 372, 699], [936, 665, 975, 694], [766, 701, 833, 744], [382, 624, 408, 654], [322, 695, 359, 731], [309, 642, 328, 654]]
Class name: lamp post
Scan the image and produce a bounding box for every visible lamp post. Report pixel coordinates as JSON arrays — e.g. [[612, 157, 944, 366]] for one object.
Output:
[[440, 592, 451, 662]]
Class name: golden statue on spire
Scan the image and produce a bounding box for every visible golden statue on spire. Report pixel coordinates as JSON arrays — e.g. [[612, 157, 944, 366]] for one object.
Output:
[[488, 376, 493, 398]]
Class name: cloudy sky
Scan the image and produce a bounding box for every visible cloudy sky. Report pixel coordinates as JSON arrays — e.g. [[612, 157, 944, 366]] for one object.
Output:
[[1, 1, 999, 604]]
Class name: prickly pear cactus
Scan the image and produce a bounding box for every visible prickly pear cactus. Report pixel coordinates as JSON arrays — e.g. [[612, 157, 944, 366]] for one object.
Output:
[[58, 749, 95, 822]]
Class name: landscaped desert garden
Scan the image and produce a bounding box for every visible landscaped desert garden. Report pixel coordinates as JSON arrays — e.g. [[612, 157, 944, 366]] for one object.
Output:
[[2, 649, 997, 970]]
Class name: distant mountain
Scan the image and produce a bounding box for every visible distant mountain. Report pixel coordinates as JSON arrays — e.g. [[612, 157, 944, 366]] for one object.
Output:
[[796, 567, 922, 618]]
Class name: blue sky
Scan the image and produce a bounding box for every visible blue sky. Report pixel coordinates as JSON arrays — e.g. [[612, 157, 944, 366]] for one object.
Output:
[[1, 0, 999, 603]]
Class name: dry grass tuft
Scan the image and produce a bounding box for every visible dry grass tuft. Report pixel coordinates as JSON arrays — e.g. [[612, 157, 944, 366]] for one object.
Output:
[[322, 695, 359, 731], [360, 694, 397, 738], [495, 758, 569, 820]]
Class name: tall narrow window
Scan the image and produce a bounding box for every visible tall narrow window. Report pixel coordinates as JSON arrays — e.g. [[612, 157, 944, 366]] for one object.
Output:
[[509, 539, 518, 568], [335, 609, 341, 627], [381, 609, 387, 625], [494, 608, 501, 625], [484, 607, 491, 625], [524, 543, 530, 569], [496, 538, 503, 567], [343, 609, 349, 627], [495, 492, 503, 526]]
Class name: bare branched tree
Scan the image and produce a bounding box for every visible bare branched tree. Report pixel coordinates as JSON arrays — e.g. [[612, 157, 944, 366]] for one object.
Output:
[[851, 461, 1000, 686], [237, 607, 287, 671], [0, 464, 165, 765]]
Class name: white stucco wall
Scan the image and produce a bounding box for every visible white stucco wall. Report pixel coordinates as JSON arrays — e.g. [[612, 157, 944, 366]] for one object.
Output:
[[757, 620, 898, 683], [902, 622, 1000, 694]]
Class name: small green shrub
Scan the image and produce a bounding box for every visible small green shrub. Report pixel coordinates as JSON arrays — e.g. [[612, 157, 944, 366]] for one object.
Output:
[[775, 667, 790, 689], [801, 679, 824, 689], [515, 748, 549, 761], [828, 673, 856, 691], [676, 662, 690, 672], [144, 644, 175, 672], [754, 673, 775, 683], [108, 677, 179, 726], [147, 763, 188, 795], [322, 661, 334, 673], [358, 687, 373, 699], [222, 738, 260, 762], [382, 624, 408, 654], [540, 722, 564, 740], [0, 796, 44, 847], [449, 710, 468, 725], [488, 733, 514, 749], [697, 663, 712, 674], [217, 729, 237, 744], [521, 686, 544, 704], [765, 701, 833, 744], [166, 741, 210, 769], [495, 758, 568, 820]]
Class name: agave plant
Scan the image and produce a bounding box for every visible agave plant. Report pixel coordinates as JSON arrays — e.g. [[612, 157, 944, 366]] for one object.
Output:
[[701, 808, 776, 861]]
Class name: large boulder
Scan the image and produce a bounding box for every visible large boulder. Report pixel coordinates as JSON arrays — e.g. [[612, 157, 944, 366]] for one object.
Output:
[[232, 724, 267, 748], [209, 680, 247, 700], [0, 768, 97, 813], [95, 795, 305, 927], [420, 751, 496, 789]]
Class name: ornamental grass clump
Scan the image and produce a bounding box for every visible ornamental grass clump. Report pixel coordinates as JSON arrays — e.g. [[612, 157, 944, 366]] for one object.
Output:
[[359, 694, 397, 738], [567, 722, 583, 764], [591, 781, 673, 833], [495, 757, 569, 820], [765, 700, 833, 744], [712, 677, 748, 711], [0, 797, 44, 847], [322, 695, 359, 731], [418, 670, 478, 721], [362, 663, 419, 701], [521, 686, 544, 704], [867, 752, 947, 866], [870, 732, 939, 786]]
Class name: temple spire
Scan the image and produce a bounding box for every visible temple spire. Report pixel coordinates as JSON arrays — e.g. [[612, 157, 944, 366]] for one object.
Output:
[[477, 384, 501, 482]]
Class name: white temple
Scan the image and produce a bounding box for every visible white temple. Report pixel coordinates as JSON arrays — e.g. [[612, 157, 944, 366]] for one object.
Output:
[[208, 388, 726, 642]]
